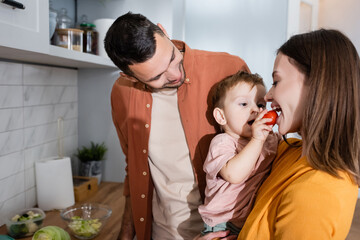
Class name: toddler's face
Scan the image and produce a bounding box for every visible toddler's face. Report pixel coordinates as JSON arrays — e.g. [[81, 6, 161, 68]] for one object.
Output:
[[219, 82, 266, 139]]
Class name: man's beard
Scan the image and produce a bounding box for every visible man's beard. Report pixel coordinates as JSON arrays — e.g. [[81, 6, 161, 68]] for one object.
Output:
[[161, 61, 186, 89]]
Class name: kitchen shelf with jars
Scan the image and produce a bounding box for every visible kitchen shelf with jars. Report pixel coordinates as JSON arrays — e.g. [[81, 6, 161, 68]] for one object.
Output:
[[0, 0, 116, 69]]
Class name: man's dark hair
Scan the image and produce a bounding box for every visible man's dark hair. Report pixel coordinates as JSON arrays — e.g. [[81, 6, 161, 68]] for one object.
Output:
[[104, 12, 165, 76]]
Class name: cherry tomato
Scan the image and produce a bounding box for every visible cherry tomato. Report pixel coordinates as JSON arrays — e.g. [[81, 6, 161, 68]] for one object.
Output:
[[263, 110, 278, 125]]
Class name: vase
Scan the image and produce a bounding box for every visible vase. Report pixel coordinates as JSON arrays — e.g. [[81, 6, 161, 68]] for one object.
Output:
[[79, 161, 103, 185]]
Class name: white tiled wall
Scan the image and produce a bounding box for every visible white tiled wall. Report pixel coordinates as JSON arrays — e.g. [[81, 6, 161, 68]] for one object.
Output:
[[0, 61, 78, 226]]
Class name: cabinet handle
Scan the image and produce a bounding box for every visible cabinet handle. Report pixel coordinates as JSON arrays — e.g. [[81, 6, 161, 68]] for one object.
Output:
[[1, 0, 25, 9]]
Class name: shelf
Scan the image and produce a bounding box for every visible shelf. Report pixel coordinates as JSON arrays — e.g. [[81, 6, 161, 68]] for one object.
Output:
[[49, 45, 116, 68], [0, 0, 116, 69], [0, 44, 116, 69]]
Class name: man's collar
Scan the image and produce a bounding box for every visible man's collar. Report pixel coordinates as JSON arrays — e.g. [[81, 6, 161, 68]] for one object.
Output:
[[171, 40, 186, 53]]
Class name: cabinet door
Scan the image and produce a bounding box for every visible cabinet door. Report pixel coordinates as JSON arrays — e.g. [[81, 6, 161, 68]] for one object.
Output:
[[0, 0, 48, 53]]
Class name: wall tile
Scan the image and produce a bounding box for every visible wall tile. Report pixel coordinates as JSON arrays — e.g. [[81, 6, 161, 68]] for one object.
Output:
[[24, 136, 78, 176], [0, 172, 25, 203], [0, 193, 25, 226], [64, 135, 79, 175], [66, 119, 78, 138], [0, 62, 22, 85], [23, 65, 77, 86], [25, 187, 36, 209], [25, 167, 35, 190], [23, 86, 63, 106], [24, 119, 77, 148], [24, 86, 77, 106], [24, 141, 58, 170], [53, 67, 77, 86], [56, 102, 78, 119], [24, 123, 57, 148], [60, 86, 78, 103], [0, 151, 24, 180], [0, 108, 23, 133], [24, 105, 55, 128], [0, 129, 23, 156], [64, 135, 79, 157], [0, 86, 23, 108], [24, 102, 77, 128]]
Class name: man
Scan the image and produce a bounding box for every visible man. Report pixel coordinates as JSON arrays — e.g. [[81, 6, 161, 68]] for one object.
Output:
[[105, 12, 249, 240]]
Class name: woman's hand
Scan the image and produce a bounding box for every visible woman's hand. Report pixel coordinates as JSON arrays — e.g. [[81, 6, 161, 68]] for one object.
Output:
[[193, 230, 237, 240]]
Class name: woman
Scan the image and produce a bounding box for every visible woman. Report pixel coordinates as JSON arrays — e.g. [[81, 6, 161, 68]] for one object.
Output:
[[238, 29, 360, 239]]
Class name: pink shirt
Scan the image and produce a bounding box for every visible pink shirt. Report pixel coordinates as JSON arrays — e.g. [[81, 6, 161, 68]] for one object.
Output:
[[198, 132, 280, 227]]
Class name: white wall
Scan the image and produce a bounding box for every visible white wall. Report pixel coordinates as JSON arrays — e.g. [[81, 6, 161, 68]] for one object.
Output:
[[184, 0, 288, 90], [172, 0, 186, 41], [318, 0, 360, 53], [78, 68, 125, 182], [77, 0, 173, 37]]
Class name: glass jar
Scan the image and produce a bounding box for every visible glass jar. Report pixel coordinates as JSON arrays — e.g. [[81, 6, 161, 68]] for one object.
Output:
[[55, 28, 83, 52], [57, 8, 73, 29], [80, 22, 99, 55]]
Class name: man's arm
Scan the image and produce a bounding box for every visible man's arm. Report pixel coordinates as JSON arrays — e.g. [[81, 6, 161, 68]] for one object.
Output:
[[111, 81, 135, 239], [118, 196, 135, 240]]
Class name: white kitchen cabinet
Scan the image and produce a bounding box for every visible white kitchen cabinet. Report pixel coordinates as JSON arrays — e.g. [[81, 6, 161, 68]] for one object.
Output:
[[0, 0, 115, 68], [0, 0, 48, 53]]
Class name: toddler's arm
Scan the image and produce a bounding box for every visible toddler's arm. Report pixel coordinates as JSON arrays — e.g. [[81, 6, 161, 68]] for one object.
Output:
[[219, 110, 273, 184]]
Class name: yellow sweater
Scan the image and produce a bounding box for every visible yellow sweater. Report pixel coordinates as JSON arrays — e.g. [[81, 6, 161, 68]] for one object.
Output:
[[238, 139, 358, 240]]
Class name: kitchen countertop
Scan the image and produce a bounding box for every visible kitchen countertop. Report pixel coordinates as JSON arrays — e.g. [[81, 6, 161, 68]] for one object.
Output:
[[0, 182, 125, 240], [1, 182, 359, 239]]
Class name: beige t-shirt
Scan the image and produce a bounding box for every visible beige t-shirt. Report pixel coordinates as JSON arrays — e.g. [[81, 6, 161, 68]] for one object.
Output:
[[148, 88, 203, 240]]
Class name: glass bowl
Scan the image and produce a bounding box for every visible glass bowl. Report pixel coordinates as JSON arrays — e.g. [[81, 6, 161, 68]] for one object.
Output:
[[5, 208, 45, 238], [60, 203, 112, 239]]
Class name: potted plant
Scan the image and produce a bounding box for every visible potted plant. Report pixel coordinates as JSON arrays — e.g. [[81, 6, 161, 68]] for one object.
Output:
[[76, 141, 107, 184]]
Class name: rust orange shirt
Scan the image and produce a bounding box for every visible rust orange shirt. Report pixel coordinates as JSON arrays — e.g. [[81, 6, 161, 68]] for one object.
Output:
[[111, 40, 249, 239]]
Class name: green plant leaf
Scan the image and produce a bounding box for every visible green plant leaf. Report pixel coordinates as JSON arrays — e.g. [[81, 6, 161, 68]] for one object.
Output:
[[75, 141, 107, 162]]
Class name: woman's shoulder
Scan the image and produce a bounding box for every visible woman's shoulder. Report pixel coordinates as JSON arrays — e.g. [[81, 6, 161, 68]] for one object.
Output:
[[274, 168, 358, 239], [283, 167, 358, 209], [293, 167, 357, 190]]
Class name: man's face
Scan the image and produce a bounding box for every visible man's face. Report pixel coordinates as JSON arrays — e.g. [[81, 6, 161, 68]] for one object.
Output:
[[128, 33, 185, 90]]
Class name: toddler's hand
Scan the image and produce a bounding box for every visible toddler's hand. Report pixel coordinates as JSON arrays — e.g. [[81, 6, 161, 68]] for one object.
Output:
[[251, 109, 273, 142]]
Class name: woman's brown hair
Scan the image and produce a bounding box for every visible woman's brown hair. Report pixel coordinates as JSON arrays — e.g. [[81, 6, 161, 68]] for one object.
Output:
[[279, 29, 360, 184]]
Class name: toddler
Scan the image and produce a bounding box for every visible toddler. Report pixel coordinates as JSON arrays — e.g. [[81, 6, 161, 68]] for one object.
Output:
[[198, 71, 281, 236]]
